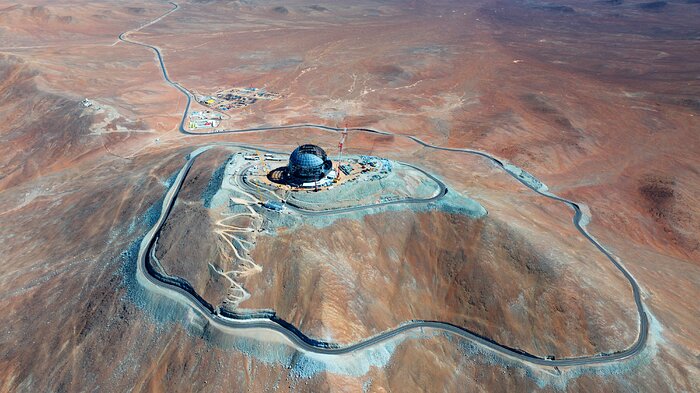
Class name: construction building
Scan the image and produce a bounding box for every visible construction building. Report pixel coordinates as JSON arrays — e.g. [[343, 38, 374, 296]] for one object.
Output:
[[339, 164, 353, 176], [263, 200, 285, 211], [286, 144, 333, 184]]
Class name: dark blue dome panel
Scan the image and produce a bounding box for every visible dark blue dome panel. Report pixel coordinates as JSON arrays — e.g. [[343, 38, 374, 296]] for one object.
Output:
[[287, 144, 332, 182]]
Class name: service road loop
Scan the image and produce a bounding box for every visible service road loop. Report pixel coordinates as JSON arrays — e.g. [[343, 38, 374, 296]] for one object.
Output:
[[124, 2, 648, 369], [137, 144, 645, 368]]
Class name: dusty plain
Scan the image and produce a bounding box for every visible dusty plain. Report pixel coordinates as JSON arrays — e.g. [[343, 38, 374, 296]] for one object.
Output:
[[0, 0, 698, 392]]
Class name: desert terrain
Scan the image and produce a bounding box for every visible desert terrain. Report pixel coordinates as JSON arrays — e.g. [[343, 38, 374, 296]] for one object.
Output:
[[0, 0, 698, 392]]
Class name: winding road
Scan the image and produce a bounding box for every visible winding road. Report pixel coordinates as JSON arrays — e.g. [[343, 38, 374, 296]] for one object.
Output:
[[123, 2, 648, 369]]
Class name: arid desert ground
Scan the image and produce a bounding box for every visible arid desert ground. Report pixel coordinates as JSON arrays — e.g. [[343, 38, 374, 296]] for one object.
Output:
[[0, 1, 698, 392]]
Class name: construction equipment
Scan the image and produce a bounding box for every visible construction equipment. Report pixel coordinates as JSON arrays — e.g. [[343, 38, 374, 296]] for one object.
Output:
[[337, 123, 348, 165]]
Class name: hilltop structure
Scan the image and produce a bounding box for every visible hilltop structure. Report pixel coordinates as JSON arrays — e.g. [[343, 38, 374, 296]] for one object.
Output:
[[286, 144, 333, 183]]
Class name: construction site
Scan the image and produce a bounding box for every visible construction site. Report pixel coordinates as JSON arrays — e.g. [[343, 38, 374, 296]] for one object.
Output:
[[157, 141, 446, 317], [187, 110, 222, 130], [223, 130, 442, 212], [194, 87, 281, 113]]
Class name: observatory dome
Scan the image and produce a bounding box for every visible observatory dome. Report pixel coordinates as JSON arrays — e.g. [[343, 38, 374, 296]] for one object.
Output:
[[287, 144, 333, 182]]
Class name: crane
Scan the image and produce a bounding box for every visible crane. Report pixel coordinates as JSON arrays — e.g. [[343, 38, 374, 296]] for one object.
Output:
[[337, 122, 348, 166]]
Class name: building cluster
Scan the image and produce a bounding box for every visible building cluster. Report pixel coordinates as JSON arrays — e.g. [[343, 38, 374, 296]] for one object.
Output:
[[358, 156, 392, 174], [241, 144, 397, 197], [195, 87, 280, 112], [244, 153, 283, 162], [338, 164, 353, 176], [188, 110, 222, 129]]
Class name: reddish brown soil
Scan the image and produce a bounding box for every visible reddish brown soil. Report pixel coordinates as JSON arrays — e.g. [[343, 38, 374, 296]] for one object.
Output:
[[155, 149, 230, 306], [247, 210, 636, 357], [0, 0, 698, 391]]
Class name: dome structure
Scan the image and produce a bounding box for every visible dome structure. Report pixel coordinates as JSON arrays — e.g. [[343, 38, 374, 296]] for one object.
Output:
[[287, 144, 333, 182]]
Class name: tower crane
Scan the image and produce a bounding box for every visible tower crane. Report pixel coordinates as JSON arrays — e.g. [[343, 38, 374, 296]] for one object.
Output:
[[337, 122, 348, 166]]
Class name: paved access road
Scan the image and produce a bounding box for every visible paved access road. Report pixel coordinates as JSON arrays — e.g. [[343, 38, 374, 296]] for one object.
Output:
[[123, 2, 648, 369], [138, 146, 646, 368]]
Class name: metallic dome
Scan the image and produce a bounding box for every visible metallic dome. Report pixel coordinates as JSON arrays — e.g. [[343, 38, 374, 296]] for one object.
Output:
[[287, 144, 332, 182]]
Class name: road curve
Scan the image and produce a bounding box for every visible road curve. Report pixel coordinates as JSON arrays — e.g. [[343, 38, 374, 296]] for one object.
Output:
[[138, 147, 645, 367], [123, 2, 648, 369]]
